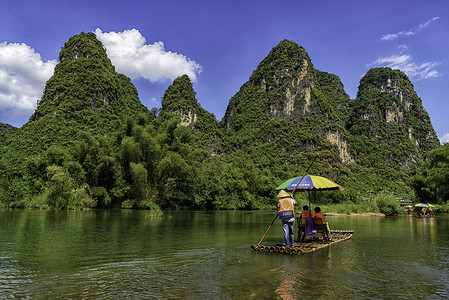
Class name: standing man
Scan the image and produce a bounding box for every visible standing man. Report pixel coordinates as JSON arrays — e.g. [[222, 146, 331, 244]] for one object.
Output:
[[277, 190, 297, 247]]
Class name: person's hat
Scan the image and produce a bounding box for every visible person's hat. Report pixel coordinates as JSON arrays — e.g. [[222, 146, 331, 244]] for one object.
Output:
[[277, 190, 290, 198]]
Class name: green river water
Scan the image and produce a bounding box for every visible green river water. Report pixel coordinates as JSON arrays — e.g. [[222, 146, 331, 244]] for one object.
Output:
[[1, 209, 448, 299]]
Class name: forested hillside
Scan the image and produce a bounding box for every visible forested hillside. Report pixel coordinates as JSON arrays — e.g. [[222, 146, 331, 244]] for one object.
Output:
[[347, 68, 439, 180], [0, 123, 17, 143], [0, 34, 443, 211], [220, 40, 353, 172], [161, 74, 224, 154]]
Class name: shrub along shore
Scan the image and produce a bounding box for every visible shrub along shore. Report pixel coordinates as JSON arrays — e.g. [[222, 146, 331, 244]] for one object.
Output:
[[293, 193, 449, 216]]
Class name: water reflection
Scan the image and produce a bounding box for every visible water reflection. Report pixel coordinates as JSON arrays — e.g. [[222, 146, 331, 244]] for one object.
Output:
[[1, 210, 448, 299], [271, 254, 309, 299]]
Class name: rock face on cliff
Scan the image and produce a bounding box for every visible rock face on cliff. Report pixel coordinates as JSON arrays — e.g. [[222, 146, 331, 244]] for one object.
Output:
[[348, 68, 440, 174], [220, 40, 354, 168], [161, 75, 223, 154], [161, 75, 202, 128], [219, 41, 439, 180], [0, 33, 443, 208]]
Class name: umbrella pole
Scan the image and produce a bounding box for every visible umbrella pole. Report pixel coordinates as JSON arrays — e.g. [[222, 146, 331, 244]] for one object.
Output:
[[258, 155, 318, 246], [291, 155, 318, 195], [257, 214, 278, 246], [308, 191, 311, 211]]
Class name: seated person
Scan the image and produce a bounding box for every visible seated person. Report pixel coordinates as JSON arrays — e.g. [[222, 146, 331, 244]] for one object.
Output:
[[419, 207, 425, 218], [297, 205, 311, 242], [312, 206, 330, 241]]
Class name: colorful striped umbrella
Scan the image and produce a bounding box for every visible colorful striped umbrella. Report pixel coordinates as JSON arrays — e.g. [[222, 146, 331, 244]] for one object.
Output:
[[276, 175, 344, 191]]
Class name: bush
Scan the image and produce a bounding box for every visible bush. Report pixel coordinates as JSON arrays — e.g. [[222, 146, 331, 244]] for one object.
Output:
[[89, 186, 111, 207], [24, 190, 52, 209], [71, 186, 97, 209], [375, 193, 401, 216], [121, 199, 137, 209], [434, 202, 449, 214], [121, 198, 163, 216]]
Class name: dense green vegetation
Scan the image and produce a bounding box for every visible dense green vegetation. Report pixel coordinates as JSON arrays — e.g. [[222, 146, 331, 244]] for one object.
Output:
[[161, 74, 224, 153], [0, 116, 280, 210], [411, 143, 449, 205], [0, 123, 17, 143], [0, 35, 446, 213]]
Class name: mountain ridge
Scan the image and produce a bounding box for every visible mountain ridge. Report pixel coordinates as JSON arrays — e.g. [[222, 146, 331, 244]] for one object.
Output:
[[0, 34, 441, 210]]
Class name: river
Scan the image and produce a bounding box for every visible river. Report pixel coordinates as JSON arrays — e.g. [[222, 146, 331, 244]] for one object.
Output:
[[0, 209, 448, 299]]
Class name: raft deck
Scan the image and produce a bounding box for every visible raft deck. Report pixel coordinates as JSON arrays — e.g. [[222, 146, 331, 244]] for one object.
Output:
[[250, 230, 354, 255]]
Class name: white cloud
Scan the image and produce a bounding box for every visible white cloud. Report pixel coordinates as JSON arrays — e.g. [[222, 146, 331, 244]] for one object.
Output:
[[397, 44, 408, 53], [0, 29, 202, 126], [0, 42, 56, 116], [440, 133, 449, 144], [381, 33, 399, 41], [368, 54, 439, 80], [419, 16, 440, 30], [95, 28, 202, 82], [381, 17, 440, 41]]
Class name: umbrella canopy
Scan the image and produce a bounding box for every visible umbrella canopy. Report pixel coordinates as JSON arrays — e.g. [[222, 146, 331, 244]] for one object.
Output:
[[414, 203, 429, 208], [405, 205, 413, 209], [276, 175, 344, 191]]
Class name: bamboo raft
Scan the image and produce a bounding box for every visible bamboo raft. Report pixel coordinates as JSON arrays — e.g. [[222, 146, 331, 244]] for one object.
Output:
[[250, 230, 354, 255]]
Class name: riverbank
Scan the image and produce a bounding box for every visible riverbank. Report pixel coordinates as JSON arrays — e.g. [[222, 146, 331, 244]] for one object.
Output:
[[325, 212, 385, 216]]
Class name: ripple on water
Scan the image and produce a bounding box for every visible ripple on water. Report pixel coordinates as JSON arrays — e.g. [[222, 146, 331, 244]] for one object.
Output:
[[2, 211, 449, 299]]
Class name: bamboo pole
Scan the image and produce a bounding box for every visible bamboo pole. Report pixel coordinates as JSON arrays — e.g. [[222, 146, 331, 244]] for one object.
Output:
[[257, 214, 278, 246]]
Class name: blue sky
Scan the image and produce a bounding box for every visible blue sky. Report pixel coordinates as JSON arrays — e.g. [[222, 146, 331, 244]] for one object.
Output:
[[1, 0, 448, 143]]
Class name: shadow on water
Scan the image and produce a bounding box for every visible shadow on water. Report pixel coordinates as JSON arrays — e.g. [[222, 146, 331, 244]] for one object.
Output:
[[0, 209, 448, 299]]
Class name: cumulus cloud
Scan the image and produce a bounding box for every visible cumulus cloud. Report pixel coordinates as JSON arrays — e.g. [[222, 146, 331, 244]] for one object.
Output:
[[95, 28, 202, 82], [381, 17, 440, 41], [0, 29, 202, 126], [368, 54, 439, 80], [440, 133, 449, 144], [0, 42, 56, 116]]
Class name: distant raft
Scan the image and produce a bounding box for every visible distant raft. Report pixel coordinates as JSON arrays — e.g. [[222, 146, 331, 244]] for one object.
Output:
[[250, 230, 354, 255]]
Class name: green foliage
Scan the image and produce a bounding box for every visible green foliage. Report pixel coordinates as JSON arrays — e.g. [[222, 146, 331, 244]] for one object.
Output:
[[434, 202, 449, 214], [354, 68, 439, 154], [0, 167, 28, 208], [89, 186, 110, 207], [375, 193, 402, 216], [72, 186, 97, 208], [129, 162, 149, 200], [46, 165, 75, 208], [162, 75, 197, 110], [412, 143, 449, 204], [0, 36, 444, 214], [0, 123, 17, 143], [345, 67, 439, 187], [160, 74, 224, 154]]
